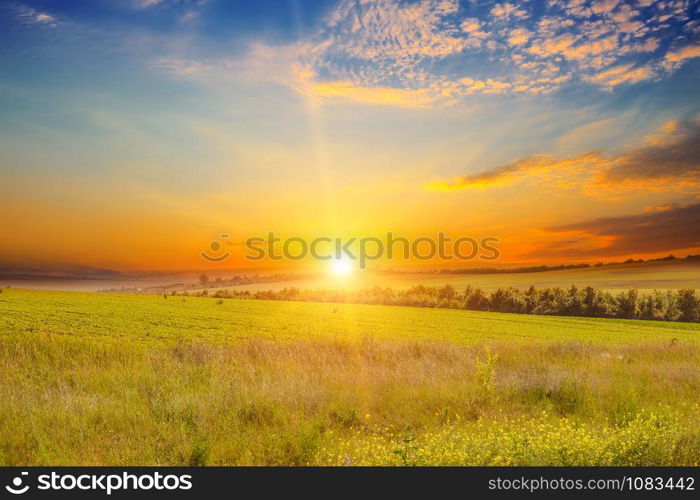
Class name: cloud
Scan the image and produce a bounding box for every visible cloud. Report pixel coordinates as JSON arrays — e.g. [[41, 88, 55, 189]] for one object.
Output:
[[9, 4, 60, 26], [507, 28, 532, 46], [34, 13, 55, 23], [590, 0, 619, 15], [664, 44, 700, 63], [596, 118, 700, 184], [291, 0, 698, 103], [490, 2, 528, 19], [460, 18, 482, 32], [321, 0, 469, 61], [132, 0, 207, 9], [433, 117, 700, 193], [534, 202, 700, 257], [297, 78, 436, 108], [430, 152, 608, 190], [644, 203, 680, 213], [133, 0, 163, 8], [158, 0, 699, 107], [586, 63, 655, 88]]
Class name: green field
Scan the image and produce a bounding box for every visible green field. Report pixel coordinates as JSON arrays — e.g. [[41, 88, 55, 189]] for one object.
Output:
[[1, 288, 699, 465]]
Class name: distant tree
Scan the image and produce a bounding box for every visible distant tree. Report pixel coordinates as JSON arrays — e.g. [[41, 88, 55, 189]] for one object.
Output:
[[552, 287, 568, 315], [616, 289, 638, 319], [639, 291, 664, 321], [194, 281, 698, 324], [199, 274, 210, 286], [524, 286, 537, 314], [489, 287, 523, 313], [463, 287, 489, 311], [677, 289, 699, 322], [437, 284, 457, 306], [566, 285, 583, 316], [582, 286, 599, 317]]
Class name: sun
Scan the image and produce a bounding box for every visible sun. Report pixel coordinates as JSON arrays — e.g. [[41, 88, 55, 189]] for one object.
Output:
[[329, 257, 354, 276]]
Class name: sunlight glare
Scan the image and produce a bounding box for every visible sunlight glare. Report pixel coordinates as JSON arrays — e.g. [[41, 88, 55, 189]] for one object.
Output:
[[330, 257, 354, 276]]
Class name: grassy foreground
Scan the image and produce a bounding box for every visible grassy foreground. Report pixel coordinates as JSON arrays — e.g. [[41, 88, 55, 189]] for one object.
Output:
[[0, 289, 699, 465]]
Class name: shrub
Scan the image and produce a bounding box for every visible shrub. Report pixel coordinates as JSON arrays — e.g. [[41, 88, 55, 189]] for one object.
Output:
[[616, 289, 638, 319], [677, 288, 699, 322], [475, 348, 498, 397]]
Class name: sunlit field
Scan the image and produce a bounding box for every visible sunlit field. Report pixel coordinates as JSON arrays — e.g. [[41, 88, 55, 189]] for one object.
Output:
[[1, 289, 698, 466]]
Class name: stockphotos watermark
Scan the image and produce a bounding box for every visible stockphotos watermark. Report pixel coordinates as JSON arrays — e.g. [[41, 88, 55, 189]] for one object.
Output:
[[3, 470, 192, 495], [200, 232, 500, 268]]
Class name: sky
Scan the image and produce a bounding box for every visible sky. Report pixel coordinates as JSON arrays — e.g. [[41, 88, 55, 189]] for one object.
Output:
[[1, 0, 699, 274]]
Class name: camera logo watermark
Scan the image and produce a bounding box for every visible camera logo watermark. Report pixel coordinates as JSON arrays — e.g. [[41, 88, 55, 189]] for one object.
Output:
[[5, 472, 29, 495], [200, 234, 231, 263], [200, 231, 500, 268]]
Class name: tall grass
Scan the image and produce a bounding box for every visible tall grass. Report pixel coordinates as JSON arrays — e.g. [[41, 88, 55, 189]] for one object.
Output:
[[0, 332, 697, 465]]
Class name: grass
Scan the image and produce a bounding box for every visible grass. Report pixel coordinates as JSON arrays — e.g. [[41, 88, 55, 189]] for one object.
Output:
[[0, 288, 699, 465], [2, 289, 698, 345]]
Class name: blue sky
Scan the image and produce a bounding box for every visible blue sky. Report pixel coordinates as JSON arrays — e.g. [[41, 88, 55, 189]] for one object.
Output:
[[1, 0, 699, 271]]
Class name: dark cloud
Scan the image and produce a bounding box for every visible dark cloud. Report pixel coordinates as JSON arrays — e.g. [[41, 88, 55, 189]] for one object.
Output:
[[601, 119, 700, 182], [529, 202, 700, 258]]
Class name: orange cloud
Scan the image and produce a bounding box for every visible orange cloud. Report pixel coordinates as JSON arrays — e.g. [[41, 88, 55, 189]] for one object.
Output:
[[644, 203, 678, 213], [507, 28, 532, 46], [665, 45, 700, 63], [586, 63, 654, 88], [432, 117, 700, 195], [301, 79, 435, 108], [430, 152, 609, 191]]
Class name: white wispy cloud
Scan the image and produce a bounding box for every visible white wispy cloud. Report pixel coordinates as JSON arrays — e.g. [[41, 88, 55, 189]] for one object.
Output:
[[9, 4, 60, 27]]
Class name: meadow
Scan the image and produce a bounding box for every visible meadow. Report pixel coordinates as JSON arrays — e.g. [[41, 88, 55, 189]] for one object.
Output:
[[0, 288, 699, 466]]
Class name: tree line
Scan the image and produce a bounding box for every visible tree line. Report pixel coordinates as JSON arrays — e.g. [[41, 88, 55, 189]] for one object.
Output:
[[180, 284, 700, 323]]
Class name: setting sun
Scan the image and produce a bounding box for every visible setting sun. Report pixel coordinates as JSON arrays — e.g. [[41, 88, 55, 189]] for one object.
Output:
[[330, 257, 354, 276]]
